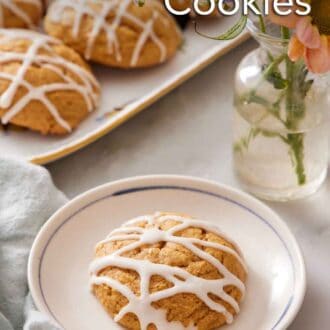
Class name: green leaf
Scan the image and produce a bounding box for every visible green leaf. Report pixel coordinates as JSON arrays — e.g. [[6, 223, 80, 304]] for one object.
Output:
[[195, 15, 248, 40], [265, 71, 288, 90], [261, 131, 280, 138]]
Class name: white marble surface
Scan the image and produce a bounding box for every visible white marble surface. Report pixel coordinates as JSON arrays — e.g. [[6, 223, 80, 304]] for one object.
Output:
[[47, 39, 330, 330]]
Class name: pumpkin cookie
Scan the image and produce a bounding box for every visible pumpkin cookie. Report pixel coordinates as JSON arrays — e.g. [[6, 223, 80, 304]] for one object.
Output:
[[0, 29, 100, 135], [0, 0, 43, 29], [90, 212, 247, 330], [44, 0, 182, 68]]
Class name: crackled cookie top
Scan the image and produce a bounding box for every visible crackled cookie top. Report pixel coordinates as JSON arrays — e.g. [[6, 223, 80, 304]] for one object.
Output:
[[45, 0, 182, 68], [0, 0, 42, 29], [90, 212, 247, 330], [0, 29, 100, 134]]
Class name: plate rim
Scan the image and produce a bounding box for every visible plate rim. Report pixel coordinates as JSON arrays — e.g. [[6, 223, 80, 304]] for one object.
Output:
[[28, 174, 306, 329], [28, 33, 250, 165]]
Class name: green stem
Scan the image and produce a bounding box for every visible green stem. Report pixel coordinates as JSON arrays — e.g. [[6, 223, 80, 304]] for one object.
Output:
[[281, 27, 306, 185], [281, 26, 290, 40], [253, 2, 267, 34], [287, 133, 306, 185], [239, 92, 286, 125], [236, 28, 309, 186], [263, 54, 286, 80], [247, 54, 286, 96], [257, 13, 266, 34]]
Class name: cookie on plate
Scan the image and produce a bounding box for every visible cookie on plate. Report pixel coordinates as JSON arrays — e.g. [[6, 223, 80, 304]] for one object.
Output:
[[0, 29, 100, 135], [44, 0, 182, 68], [0, 0, 43, 29], [90, 212, 247, 330]]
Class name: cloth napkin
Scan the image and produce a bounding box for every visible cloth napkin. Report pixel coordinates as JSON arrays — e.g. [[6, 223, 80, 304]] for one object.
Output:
[[0, 158, 67, 330]]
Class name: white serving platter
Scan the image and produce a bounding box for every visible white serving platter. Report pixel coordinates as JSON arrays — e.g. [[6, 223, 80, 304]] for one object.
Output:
[[28, 175, 306, 330], [0, 16, 249, 164]]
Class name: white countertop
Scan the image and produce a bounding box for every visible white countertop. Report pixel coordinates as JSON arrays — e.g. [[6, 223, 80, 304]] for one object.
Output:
[[47, 39, 330, 330]]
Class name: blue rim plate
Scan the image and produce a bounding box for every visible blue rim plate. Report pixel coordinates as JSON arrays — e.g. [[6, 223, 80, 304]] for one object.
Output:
[[28, 175, 306, 330]]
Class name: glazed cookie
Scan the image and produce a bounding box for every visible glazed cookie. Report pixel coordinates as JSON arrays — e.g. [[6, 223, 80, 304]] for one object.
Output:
[[44, 0, 182, 68], [0, 0, 43, 29], [90, 212, 247, 330], [0, 29, 100, 135]]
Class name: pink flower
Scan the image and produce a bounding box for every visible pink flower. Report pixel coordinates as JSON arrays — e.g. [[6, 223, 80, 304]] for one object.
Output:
[[268, 0, 330, 73]]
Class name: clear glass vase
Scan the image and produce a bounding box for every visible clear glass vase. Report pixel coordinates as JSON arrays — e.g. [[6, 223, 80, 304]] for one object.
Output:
[[233, 21, 329, 201]]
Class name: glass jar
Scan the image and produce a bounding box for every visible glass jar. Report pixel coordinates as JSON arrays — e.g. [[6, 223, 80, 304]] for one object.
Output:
[[233, 21, 329, 201]]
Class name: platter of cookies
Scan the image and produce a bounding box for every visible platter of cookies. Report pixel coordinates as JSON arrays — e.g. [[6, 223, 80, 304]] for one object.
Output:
[[28, 175, 306, 330], [0, 0, 249, 163]]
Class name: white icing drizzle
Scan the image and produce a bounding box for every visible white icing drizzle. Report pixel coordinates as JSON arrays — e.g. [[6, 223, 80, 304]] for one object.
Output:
[[0, 0, 42, 28], [48, 0, 167, 67], [0, 29, 99, 132], [90, 213, 247, 330]]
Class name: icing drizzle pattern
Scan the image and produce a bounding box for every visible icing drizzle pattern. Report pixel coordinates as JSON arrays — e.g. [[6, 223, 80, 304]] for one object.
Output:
[[90, 213, 247, 330], [48, 0, 167, 66], [0, 0, 42, 29], [0, 29, 99, 132]]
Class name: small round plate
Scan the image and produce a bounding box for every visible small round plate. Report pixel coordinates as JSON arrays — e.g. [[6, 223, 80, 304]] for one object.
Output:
[[28, 176, 306, 330]]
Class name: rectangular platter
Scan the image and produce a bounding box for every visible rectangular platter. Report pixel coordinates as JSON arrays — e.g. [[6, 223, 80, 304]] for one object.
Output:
[[0, 15, 249, 164]]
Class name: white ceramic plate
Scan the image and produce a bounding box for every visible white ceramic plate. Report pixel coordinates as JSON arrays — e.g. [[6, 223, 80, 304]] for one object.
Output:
[[0, 17, 249, 164], [28, 175, 306, 330]]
